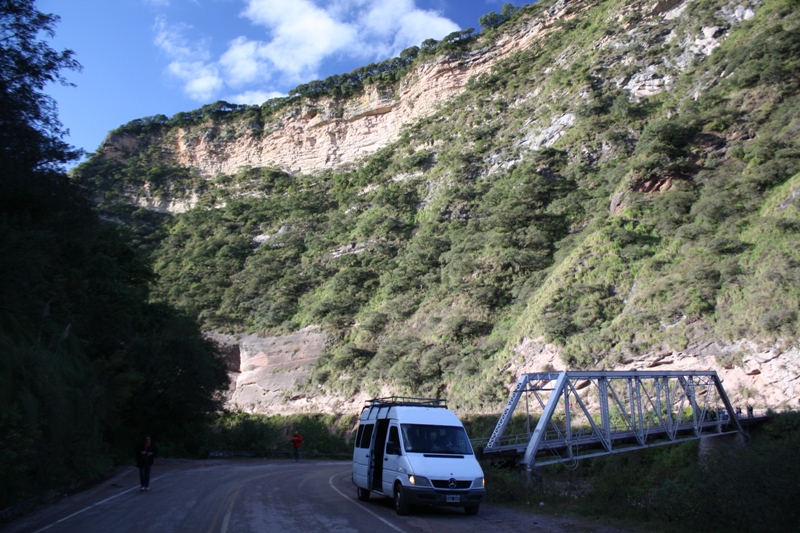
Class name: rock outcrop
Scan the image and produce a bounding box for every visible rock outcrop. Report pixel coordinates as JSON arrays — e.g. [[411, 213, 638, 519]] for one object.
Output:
[[99, 0, 757, 215], [94, 0, 798, 416], [210, 327, 327, 414], [510, 336, 800, 412], [98, 1, 602, 185]]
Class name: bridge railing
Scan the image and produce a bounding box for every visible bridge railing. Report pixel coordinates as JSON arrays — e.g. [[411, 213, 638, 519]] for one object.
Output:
[[481, 370, 742, 470]]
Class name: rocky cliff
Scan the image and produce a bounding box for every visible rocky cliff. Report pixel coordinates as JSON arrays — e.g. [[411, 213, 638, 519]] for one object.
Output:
[[78, 0, 800, 416], [100, 1, 579, 189]]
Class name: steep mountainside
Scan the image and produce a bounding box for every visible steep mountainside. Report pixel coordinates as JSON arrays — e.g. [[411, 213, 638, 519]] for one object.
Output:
[[74, 0, 800, 415]]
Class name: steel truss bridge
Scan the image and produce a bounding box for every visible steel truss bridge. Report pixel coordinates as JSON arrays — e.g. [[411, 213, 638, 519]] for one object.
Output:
[[479, 371, 743, 471]]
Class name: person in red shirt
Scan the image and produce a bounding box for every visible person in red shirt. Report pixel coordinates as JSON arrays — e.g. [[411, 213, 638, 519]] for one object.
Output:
[[291, 432, 303, 462]]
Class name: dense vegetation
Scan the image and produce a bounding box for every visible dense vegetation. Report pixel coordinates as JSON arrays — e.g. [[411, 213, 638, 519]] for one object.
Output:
[[73, 0, 800, 413], [2, 0, 799, 525], [0, 0, 228, 512], [205, 412, 355, 458], [485, 412, 800, 532]]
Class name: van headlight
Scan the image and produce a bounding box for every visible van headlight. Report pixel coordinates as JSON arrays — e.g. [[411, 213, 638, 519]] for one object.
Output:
[[409, 475, 431, 487], [472, 477, 484, 489]]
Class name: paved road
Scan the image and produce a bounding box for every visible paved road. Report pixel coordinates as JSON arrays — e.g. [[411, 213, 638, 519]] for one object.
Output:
[[1, 459, 630, 533]]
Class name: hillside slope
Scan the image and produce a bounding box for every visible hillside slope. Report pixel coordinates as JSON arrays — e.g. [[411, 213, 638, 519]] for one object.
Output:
[[73, 0, 800, 415]]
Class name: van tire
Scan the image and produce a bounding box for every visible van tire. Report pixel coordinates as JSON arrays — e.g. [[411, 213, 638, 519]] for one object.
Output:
[[357, 487, 370, 501], [394, 484, 410, 515], [464, 504, 480, 515]]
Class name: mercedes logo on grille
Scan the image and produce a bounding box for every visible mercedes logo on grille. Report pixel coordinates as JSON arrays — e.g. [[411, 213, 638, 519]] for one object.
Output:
[[448, 478, 457, 488]]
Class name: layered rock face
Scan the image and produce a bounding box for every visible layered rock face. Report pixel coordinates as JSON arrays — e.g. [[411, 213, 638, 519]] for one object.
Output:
[[212, 327, 383, 415], [99, 0, 753, 204], [511, 337, 799, 413], [214, 327, 327, 413], [100, 1, 578, 181], [217, 328, 797, 415], [98, 0, 797, 415]]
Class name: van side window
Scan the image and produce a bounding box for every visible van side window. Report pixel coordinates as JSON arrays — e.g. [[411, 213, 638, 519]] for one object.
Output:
[[358, 424, 374, 449], [386, 426, 401, 455], [355, 425, 364, 447]]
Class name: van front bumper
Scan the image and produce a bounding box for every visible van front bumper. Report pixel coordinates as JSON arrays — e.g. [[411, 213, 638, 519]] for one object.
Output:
[[401, 485, 485, 507]]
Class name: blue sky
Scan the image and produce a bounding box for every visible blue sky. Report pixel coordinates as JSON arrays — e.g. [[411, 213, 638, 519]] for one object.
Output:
[[39, 0, 524, 163]]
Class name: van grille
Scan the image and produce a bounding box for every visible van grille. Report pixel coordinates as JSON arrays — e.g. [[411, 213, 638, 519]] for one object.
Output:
[[432, 480, 472, 489]]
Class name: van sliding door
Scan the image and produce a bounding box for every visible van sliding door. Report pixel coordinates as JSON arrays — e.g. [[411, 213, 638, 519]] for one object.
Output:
[[371, 418, 390, 491]]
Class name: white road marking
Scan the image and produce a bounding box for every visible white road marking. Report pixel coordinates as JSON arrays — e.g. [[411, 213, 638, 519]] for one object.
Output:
[[328, 472, 407, 533], [31, 475, 169, 533]]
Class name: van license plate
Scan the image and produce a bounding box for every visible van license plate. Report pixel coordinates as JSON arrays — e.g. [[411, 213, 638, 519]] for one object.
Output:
[[446, 495, 461, 503]]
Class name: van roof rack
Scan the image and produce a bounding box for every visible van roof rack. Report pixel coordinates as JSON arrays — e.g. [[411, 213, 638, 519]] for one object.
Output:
[[364, 396, 447, 409]]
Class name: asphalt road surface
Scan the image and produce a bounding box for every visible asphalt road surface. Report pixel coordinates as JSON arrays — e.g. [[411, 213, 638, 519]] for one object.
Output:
[[1, 459, 631, 533]]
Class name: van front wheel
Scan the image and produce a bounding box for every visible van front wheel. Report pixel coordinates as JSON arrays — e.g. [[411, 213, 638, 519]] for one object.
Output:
[[357, 487, 370, 501], [394, 485, 410, 515]]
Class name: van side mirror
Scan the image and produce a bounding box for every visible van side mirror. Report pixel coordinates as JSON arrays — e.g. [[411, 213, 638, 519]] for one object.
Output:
[[386, 441, 401, 455]]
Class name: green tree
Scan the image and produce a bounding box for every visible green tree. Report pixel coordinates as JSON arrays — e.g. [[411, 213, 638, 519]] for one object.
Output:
[[0, 0, 80, 184], [0, 0, 229, 508], [478, 3, 519, 30]]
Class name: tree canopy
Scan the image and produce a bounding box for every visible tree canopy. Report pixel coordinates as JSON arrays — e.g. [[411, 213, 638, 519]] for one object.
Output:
[[0, 0, 80, 179], [478, 3, 520, 30], [0, 0, 229, 510]]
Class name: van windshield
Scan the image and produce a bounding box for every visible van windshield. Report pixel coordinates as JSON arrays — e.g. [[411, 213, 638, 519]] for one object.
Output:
[[400, 424, 473, 455]]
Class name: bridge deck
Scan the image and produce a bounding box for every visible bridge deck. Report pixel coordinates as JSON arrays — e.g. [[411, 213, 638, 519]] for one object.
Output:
[[479, 371, 751, 469], [478, 416, 767, 465]]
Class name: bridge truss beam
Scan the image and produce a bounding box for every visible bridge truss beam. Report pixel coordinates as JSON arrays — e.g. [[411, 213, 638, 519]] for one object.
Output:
[[484, 371, 742, 471]]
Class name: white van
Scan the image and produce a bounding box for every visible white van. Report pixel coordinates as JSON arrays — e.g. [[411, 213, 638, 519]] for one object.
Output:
[[352, 397, 485, 515]]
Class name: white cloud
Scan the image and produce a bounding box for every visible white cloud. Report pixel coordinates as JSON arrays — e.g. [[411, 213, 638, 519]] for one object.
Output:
[[153, 17, 196, 60], [227, 89, 285, 105], [154, 17, 223, 101], [169, 62, 224, 101], [356, 0, 460, 59], [155, 1, 461, 103], [392, 8, 462, 48], [240, 0, 358, 80], [220, 37, 267, 86]]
